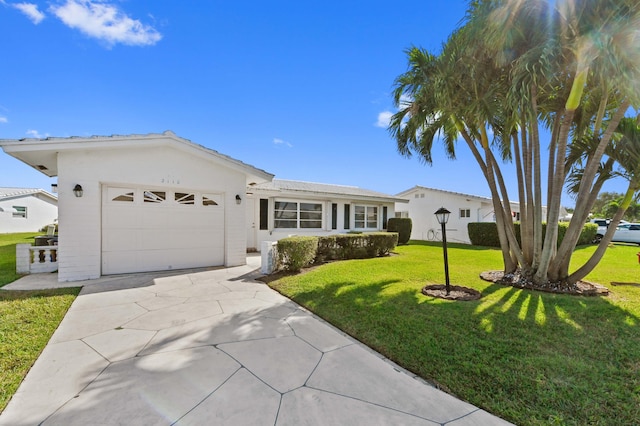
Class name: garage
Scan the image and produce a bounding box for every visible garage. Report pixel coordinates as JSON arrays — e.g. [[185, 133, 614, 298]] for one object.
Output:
[[102, 186, 225, 275], [0, 131, 274, 282]]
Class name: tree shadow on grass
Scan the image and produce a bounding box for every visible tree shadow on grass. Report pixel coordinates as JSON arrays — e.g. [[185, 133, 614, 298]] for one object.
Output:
[[270, 277, 640, 425]]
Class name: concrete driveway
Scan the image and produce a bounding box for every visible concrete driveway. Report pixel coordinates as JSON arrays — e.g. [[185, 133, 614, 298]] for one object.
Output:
[[0, 255, 512, 425]]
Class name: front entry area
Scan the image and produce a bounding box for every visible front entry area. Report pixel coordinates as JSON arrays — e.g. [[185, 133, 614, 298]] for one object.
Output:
[[102, 186, 225, 274]]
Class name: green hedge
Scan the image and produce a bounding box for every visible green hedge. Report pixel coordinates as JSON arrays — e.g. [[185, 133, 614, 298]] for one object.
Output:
[[279, 233, 399, 272], [387, 218, 412, 245], [277, 236, 319, 272], [468, 222, 598, 247]]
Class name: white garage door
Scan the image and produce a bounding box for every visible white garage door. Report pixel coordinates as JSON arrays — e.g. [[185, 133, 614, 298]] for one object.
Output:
[[102, 186, 225, 275]]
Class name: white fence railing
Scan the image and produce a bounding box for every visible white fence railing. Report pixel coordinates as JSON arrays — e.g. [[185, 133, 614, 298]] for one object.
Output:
[[16, 243, 59, 274]]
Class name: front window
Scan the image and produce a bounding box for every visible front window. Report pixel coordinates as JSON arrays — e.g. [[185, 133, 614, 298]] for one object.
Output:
[[460, 208, 470, 218], [12, 206, 27, 218], [274, 201, 322, 229], [355, 205, 378, 229]]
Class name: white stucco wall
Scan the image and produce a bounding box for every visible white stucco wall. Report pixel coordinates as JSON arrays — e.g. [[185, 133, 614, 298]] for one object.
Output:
[[395, 187, 533, 244], [56, 145, 248, 281], [0, 194, 57, 233], [396, 190, 486, 244], [247, 195, 396, 250]]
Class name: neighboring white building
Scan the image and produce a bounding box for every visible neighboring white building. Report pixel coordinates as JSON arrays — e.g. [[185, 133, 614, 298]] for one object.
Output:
[[0, 188, 57, 233], [395, 186, 549, 244], [0, 132, 273, 281], [245, 179, 408, 251]]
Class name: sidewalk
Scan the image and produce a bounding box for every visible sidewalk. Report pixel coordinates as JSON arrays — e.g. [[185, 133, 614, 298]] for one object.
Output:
[[0, 256, 512, 425]]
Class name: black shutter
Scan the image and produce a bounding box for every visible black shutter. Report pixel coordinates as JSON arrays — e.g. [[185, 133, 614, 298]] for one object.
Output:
[[344, 204, 350, 229], [331, 203, 338, 229], [259, 199, 268, 230], [383, 206, 388, 229]]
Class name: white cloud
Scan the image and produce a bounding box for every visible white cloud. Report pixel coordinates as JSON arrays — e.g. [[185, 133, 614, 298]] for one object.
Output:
[[0, 116, 7, 124], [13, 2, 45, 24], [50, 0, 162, 47], [375, 111, 393, 128], [26, 129, 45, 138], [273, 138, 293, 148]]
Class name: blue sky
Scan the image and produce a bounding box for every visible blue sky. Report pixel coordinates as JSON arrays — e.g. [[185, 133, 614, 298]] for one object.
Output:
[[0, 0, 629, 206]]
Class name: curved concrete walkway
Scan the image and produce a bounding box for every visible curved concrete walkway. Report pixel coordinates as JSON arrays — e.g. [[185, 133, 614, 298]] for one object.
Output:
[[1, 256, 512, 425]]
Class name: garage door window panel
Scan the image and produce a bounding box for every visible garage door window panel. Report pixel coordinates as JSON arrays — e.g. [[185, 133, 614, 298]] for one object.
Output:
[[202, 194, 221, 206], [108, 187, 135, 203], [175, 192, 195, 205], [144, 191, 166, 203]]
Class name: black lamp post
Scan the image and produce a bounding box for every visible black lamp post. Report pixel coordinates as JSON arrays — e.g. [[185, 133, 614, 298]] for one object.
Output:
[[434, 207, 451, 295]]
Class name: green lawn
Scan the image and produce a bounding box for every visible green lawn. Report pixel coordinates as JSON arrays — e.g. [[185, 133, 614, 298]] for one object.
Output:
[[268, 241, 640, 426], [0, 233, 80, 413], [0, 233, 39, 288]]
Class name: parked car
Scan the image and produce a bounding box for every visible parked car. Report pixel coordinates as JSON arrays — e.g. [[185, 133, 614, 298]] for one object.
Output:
[[610, 223, 640, 245], [591, 218, 629, 243], [590, 218, 610, 242]]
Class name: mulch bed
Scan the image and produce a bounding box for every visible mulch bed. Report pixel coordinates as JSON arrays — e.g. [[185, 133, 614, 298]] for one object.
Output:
[[480, 270, 609, 296], [421, 284, 482, 301]]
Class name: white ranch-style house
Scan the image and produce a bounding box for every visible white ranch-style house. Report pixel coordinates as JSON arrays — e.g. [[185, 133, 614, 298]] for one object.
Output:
[[0, 188, 57, 233], [1, 132, 406, 282], [246, 179, 406, 251], [395, 186, 562, 244]]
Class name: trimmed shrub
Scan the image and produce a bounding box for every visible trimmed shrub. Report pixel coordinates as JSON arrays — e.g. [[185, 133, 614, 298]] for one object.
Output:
[[468, 222, 598, 247], [365, 232, 399, 256], [387, 218, 412, 244], [468, 222, 501, 247], [579, 223, 598, 245], [277, 233, 398, 273], [277, 236, 319, 272]]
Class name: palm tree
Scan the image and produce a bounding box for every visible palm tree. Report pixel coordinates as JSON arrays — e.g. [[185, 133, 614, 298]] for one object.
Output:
[[389, 0, 640, 287]]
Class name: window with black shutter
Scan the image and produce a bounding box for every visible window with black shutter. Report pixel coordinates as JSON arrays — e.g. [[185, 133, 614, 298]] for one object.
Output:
[[383, 206, 388, 229], [344, 204, 350, 229], [331, 203, 337, 229], [259, 199, 268, 230]]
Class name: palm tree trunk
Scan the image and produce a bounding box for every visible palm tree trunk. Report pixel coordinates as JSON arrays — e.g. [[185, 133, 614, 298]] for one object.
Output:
[[535, 109, 573, 284], [529, 87, 544, 270], [550, 100, 631, 279]]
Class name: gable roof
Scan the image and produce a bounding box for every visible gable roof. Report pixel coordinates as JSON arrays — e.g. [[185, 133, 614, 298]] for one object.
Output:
[[0, 187, 57, 203], [250, 179, 408, 203], [396, 185, 494, 203], [0, 131, 274, 184]]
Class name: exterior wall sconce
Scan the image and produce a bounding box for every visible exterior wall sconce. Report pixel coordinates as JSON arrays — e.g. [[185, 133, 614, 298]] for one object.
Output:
[[235, 194, 242, 205], [73, 184, 83, 198], [51, 183, 58, 194], [434, 207, 451, 295]]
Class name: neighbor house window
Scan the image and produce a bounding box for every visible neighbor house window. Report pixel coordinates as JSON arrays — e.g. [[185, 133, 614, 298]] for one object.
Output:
[[12, 206, 27, 218], [355, 205, 378, 229], [274, 201, 322, 229], [460, 209, 470, 218]]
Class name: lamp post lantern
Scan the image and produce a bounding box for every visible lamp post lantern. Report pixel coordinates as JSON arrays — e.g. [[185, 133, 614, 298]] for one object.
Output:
[[434, 207, 451, 295]]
